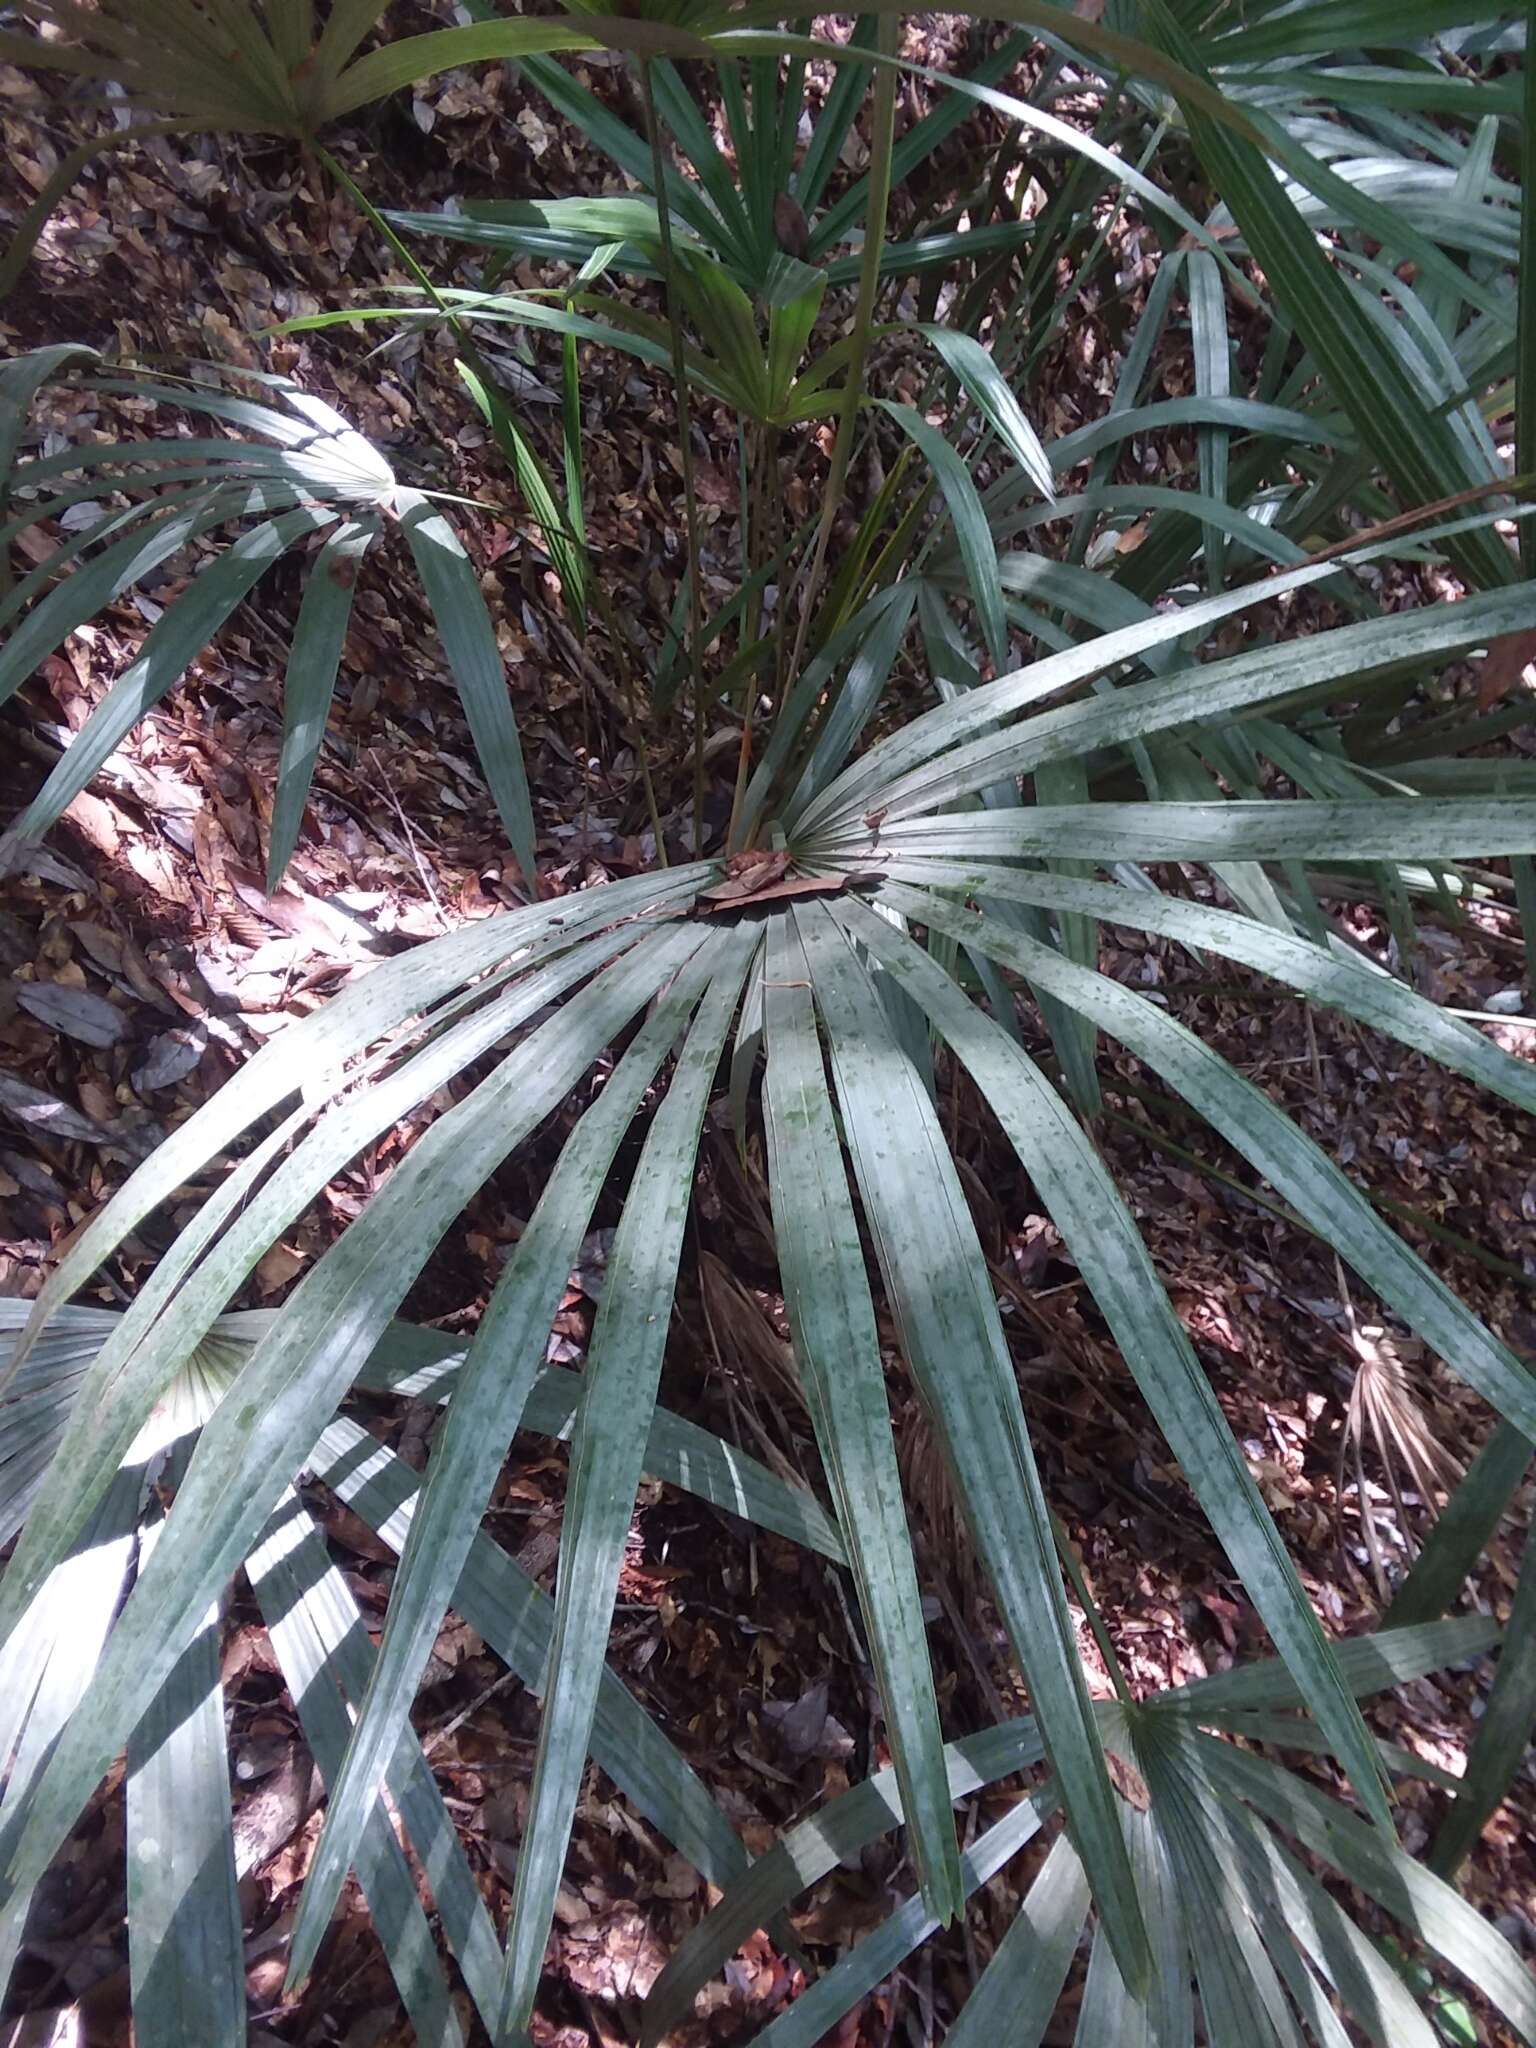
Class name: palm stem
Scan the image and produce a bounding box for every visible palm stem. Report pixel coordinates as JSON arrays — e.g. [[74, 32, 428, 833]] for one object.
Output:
[[726, 420, 778, 848], [637, 56, 709, 857], [780, 19, 899, 723]]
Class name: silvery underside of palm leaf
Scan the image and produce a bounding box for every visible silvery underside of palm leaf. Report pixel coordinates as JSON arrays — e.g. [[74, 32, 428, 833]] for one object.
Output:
[[4, 551, 1536, 2043]]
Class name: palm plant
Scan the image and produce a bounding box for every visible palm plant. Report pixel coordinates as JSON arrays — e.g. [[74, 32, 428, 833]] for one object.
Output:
[[5, 536, 1536, 2040], [643, 1611, 1526, 2048], [4, 1, 1536, 2042]]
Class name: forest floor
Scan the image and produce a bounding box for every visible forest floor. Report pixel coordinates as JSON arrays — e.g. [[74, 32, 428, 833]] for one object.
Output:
[[2, 12, 1536, 2045]]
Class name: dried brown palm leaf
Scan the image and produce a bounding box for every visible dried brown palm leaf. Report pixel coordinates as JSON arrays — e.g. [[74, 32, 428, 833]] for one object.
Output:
[[1337, 1324, 1464, 1602]]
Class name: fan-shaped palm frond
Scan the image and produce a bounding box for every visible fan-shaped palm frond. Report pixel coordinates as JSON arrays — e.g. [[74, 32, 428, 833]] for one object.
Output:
[[647, 1614, 1528, 2047], [0, 2, 703, 299], [0, 351, 537, 885], [5, 2, 1534, 2038], [3, 551, 1534, 2038]]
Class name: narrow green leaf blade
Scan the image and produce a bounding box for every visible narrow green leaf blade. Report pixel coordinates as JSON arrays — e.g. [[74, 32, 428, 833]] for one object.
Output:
[[3, 507, 331, 859], [267, 516, 375, 890], [1198, 1735, 1536, 2043], [310, 1415, 753, 1899], [886, 886, 1536, 1445], [500, 922, 759, 2031], [805, 568, 1536, 835], [1157, 1616, 1499, 1720], [1431, 1522, 1536, 1877], [246, 1494, 474, 2044], [916, 324, 1054, 501], [753, 1786, 1057, 2048], [1386, 1423, 1533, 1629], [287, 924, 719, 1985], [1185, 250, 1231, 593], [762, 911, 962, 1924], [6, 867, 705, 1399], [125, 1578, 244, 2048], [794, 901, 1150, 1990], [1145, 0, 1512, 595], [856, 798, 1536, 866], [877, 398, 1006, 667], [866, 860, 1536, 1119], [0, 931, 696, 1935], [0, 914, 680, 1656], [642, 1713, 1047, 2044], [397, 486, 537, 884], [835, 892, 1392, 1828], [948, 1832, 1090, 2047]]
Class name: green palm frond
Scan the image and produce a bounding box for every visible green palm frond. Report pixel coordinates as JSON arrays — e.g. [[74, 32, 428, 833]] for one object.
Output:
[[3, 562, 1534, 2039], [0, 353, 537, 885], [0, 0, 701, 138], [0, 2, 703, 297], [649, 1613, 1526, 2047]]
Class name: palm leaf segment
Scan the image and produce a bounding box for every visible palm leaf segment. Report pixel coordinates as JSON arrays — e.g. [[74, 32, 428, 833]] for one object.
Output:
[[0, 351, 536, 885], [3, 572, 1536, 2040]]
